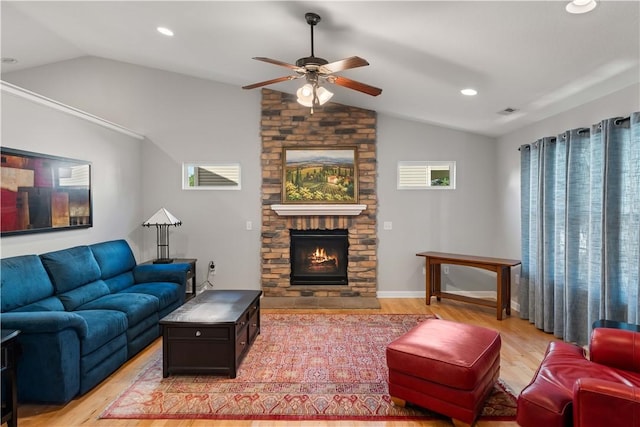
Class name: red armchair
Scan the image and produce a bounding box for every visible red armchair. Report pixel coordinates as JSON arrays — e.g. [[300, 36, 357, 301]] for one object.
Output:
[[516, 322, 640, 427]]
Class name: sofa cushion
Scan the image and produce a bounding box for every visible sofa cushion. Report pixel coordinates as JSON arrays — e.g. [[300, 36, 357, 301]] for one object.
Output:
[[73, 310, 128, 355], [102, 271, 135, 293], [11, 296, 65, 312], [1, 255, 55, 312], [90, 240, 137, 280], [57, 280, 111, 312], [41, 246, 102, 293], [119, 282, 182, 311], [76, 292, 159, 326]]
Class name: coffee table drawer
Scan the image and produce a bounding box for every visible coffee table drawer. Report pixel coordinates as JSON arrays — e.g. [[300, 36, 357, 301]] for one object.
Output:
[[167, 326, 230, 340]]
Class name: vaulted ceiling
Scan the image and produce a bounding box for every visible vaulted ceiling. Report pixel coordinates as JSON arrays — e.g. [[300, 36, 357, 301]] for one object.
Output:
[[2, 1, 639, 137]]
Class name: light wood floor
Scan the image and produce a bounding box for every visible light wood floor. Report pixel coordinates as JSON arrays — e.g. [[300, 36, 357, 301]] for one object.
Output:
[[15, 298, 558, 427]]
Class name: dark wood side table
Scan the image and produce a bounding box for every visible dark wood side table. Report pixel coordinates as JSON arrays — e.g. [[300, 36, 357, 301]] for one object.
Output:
[[141, 258, 197, 297], [1, 329, 20, 427]]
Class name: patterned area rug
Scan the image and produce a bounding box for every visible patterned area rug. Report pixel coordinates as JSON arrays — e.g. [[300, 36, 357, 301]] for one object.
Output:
[[101, 314, 517, 421]]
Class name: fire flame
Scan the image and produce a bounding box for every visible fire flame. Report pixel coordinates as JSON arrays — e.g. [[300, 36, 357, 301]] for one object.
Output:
[[310, 247, 338, 266]]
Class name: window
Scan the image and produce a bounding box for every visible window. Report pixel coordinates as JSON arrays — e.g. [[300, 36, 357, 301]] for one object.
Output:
[[182, 162, 241, 190], [397, 161, 456, 190]]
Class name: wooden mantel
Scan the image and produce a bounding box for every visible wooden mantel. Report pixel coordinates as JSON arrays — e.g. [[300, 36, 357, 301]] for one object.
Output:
[[270, 204, 367, 216]]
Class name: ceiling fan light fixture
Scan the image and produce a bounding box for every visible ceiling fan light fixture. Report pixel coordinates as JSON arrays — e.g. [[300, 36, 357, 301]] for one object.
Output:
[[296, 84, 314, 107], [298, 83, 314, 98], [566, 0, 597, 14], [296, 84, 333, 107], [243, 12, 382, 101], [315, 86, 334, 105]]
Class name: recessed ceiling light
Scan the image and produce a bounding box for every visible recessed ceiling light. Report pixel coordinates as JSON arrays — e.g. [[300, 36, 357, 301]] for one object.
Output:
[[1, 57, 18, 64], [566, 0, 597, 14], [460, 88, 478, 96], [157, 27, 174, 37]]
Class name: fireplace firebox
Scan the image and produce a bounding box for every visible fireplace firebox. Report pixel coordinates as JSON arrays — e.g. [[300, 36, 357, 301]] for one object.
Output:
[[290, 229, 349, 285]]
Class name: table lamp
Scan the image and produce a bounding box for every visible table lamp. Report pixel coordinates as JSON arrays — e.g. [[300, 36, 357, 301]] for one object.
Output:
[[142, 208, 182, 263]]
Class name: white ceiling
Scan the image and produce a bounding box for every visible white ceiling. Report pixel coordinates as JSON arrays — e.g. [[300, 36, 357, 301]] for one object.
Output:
[[2, 1, 639, 137]]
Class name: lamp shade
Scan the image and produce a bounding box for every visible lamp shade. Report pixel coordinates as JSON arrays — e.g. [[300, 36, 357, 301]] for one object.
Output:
[[296, 84, 315, 107], [142, 208, 181, 226], [315, 86, 334, 105]]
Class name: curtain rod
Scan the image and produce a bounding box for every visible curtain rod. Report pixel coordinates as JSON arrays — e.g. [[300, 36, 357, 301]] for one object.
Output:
[[516, 115, 632, 151]]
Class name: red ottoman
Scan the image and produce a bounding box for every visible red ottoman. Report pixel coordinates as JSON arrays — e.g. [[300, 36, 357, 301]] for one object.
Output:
[[386, 318, 501, 427]]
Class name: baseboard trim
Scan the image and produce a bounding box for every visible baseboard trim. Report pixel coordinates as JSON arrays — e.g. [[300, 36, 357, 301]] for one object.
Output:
[[377, 290, 495, 299]]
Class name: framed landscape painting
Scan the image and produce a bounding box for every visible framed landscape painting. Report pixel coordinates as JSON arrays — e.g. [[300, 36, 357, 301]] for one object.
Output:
[[282, 147, 358, 204]]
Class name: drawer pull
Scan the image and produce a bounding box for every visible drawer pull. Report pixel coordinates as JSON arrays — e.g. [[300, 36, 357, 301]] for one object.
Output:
[[240, 341, 246, 346], [252, 323, 258, 327], [195, 330, 202, 337]]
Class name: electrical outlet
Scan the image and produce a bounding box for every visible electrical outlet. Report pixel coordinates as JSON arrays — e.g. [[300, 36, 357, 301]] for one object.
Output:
[[246, 221, 252, 230], [209, 260, 215, 270], [443, 266, 450, 275]]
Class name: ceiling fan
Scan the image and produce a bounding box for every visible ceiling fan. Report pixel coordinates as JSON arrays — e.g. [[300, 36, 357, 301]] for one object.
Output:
[[242, 12, 382, 111]]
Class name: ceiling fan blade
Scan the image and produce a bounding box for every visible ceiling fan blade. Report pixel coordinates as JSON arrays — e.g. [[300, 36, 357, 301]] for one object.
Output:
[[252, 57, 305, 73], [326, 75, 382, 96], [319, 56, 369, 75], [242, 75, 300, 90]]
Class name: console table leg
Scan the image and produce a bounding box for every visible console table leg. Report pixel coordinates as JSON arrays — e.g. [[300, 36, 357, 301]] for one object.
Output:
[[496, 268, 504, 320], [425, 259, 432, 305], [504, 267, 512, 315]]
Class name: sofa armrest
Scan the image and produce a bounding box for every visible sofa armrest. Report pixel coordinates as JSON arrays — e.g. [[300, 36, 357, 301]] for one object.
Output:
[[0, 311, 88, 337], [590, 327, 640, 373], [133, 263, 189, 286], [573, 378, 640, 427]]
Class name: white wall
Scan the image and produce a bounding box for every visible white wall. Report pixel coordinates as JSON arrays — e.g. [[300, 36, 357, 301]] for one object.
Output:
[[0, 90, 144, 258], [496, 82, 640, 304], [3, 56, 516, 297], [3, 57, 263, 290], [377, 115, 500, 296]]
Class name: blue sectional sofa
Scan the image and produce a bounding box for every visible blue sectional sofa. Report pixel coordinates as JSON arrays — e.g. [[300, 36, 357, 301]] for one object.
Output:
[[0, 239, 189, 404]]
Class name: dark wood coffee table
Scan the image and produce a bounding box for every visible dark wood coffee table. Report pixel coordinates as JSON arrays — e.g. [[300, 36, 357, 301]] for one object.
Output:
[[159, 289, 262, 378]]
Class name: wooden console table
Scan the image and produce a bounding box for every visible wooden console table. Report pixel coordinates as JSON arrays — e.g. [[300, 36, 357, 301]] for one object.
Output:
[[416, 252, 521, 320]]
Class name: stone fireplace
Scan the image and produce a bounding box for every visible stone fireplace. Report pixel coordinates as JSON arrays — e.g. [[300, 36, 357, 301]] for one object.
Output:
[[260, 89, 377, 298]]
